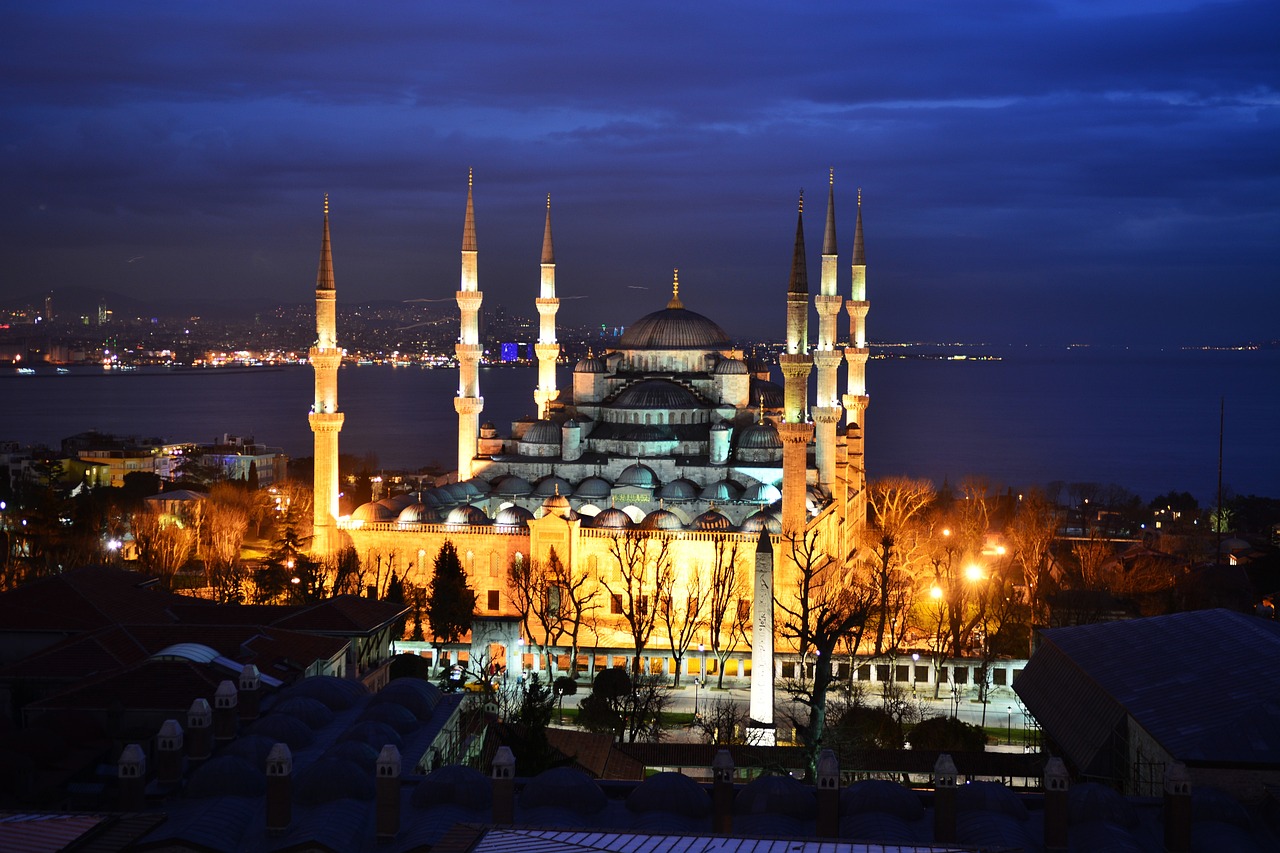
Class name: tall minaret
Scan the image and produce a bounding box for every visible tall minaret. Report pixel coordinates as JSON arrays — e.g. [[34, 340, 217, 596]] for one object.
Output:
[[308, 195, 344, 557], [843, 189, 869, 449], [455, 171, 484, 481], [533, 194, 560, 418], [812, 170, 845, 488], [748, 529, 776, 745], [778, 192, 815, 535]]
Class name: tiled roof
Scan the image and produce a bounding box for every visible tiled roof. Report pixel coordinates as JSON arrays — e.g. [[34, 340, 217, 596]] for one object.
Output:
[[24, 660, 226, 717], [273, 596, 409, 635], [0, 567, 199, 634]]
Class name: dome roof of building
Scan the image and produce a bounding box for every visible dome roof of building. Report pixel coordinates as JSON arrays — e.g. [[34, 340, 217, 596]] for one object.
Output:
[[616, 462, 659, 488], [247, 714, 314, 750], [426, 487, 460, 508], [737, 421, 782, 450], [371, 678, 443, 719], [618, 303, 730, 351], [339, 719, 404, 752], [295, 757, 375, 805], [523, 419, 561, 444], [611, 379, 704, 410], [840, 779, 927, 821], [413, 764, 493, 810], [533, 475, 573, 497], [385, 493, 419, 510], [745, 356, 769, 373], [658, 478, 698, 502], [734, 773, 817, 819], [573, 476, 612, 499], [749, 377, 785, 409], [519, 766, 608, 815], [740, 510, 783, 534], [271, 696, 335, 729], [626, 771, 712, 818], [711, 420, 731, 432], [493, 475, 534, 497], [420, 490, 447, 508], [321, 739, 380, 774], [351, 501, 395, 523], [398, 503, 441, 525], [187, 755, 266, 799], [699, 479, 742, 501], [495, 505, 534, 528], [740, 482, 783, 504], [357, 702, 419, 734], [481, 420, 496, 430], [464, 478, 491, 496], [713, 358, 749, 375], [691, 508, 733, 532], [442, 482, 473, 501], [541, 489, 572, 517], [623, 424, 676, 442], [590, 507, 632, 529], [446, 505, 490, 526], [375, 497, 401, 512], [638, 508, 683, 531], [276, 675, 369, 710], [574, 355, 607, 373]]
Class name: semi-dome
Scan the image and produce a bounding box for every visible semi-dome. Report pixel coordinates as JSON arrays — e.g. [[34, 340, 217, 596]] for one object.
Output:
[[385, 493, 418, 511], [616, 462, 659, 488], [658, 478, 698, 502], [700, 479, 742, 501], [495, 505, 534, 528], [574, 476, 612, 499], [611, 379, 704, 410], [590, 507, 632, 529], [351, 501, 395, 523], [749, 377, 785, 409], [691, 508, 733, 532], [618, 304, 730, 350], [493, 475, 534, 497], [523, 419, 560, 444], [711, 420, 731, 432], [398, 503, 440, 524], [713, 358, 749, 375], [533, 475, 573, 497], [574, 355, 607, 373], [740, 510, 783, 534], [737, 421, 782, 450], [639, 508, 683, 531], [446, 505, 490, 526]]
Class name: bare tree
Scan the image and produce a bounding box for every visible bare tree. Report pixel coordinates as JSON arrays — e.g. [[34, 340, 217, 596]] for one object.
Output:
[[131, 508, 197, 591], [775, 528, 873, 779], [507, 547, 595, 679], [1006, 488, 1060, 652], [705, 540, 748, 689], [204, 498, 250, 603], [866, 477, 935, 657], [603, 532, 672, 675], [1071, 527, 1114, 591], [658, 567, 706, 687]]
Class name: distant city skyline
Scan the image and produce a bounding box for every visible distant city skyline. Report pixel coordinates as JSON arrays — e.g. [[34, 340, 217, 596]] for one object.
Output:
[[2, 2, 1276, 347]]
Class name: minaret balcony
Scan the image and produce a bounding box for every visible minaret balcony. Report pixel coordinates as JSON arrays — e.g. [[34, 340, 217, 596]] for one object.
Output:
[[308, 412, 345, 432], [455, 291, 484, 312], [812, 405, 843, 425], [846, 300, 869, 319], [778, 353, 813, 379], [535, 298, 560, 315], [844, 347, 869, 363], [455, 343, 483, 362], [812, 350, 844, 370], [814, 295, 844, 316], [454, 396, 485, 415], [534, 342, 560, 360]]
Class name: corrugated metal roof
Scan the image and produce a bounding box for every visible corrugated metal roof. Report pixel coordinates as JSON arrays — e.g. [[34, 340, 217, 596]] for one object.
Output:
[[469, 827, 972, 852], [0, 814, 104, 853]]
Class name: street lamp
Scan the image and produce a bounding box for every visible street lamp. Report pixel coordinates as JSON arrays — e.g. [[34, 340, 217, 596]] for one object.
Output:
[[1007, 706, 1013, 745], [693, 677, 701, 719], [911, 652, 920, 692]]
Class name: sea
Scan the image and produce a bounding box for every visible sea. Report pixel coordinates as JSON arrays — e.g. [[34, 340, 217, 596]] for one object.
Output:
[[1, 347, 1275, 504]]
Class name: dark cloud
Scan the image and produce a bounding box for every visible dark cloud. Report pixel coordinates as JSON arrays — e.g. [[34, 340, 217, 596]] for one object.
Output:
[[1, 0, 1276, 345]]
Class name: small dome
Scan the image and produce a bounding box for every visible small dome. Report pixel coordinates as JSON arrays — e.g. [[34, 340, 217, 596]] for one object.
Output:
[[541, 491, 572, 518], [749, 377, 785, 409], [413, 764, 493, 810], [616, 463, 659, 488], [495, 505, 534, 528], [533, 475, 573, 497], [371, 678, 443, 720], [385, 493, 418, 511], [271, 696, 335, 729], [351, 501, 395, 523], [187, 755, 265, 799], [322, 740, 379, 774], [574, 476, 612, 499], [590, 507, 632, 530], [295, 757, 375, 805], [480, 421, 495, 431], [740, 510, 782, 534], [427, 487, 459, 508], [446, 505, 490, 526], [691, 508, 733, 532], [737, 421, 782, 450], [519, 766, 607, 815], [612, 379, 703, 410], [741, 483, 783, 504], [493, 475, 534, 497], [339, 720, 404, 751], [247, 714, 314, 750], [713, 358, 749, 375], [734, 774, 816, 819], [627, 771, 711, 818], [639, 509, 683, 531], [443, 482, 473, 501], [398, 503, 440, 524], [574, 355, 607, 374], [523, 419, 560, 444], [658, 478, 698, 502], [463, 478, 492, 496], [358, 702, 420, 735], [700, 479, 742, 501], [277, 675, 369, 710], [375, 498, 401, 511], [711, 421, 731, 432]]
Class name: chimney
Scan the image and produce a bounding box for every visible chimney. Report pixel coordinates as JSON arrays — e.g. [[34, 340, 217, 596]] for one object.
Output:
[[815, 748, 840, 837], [1163, 761, 1192, 853], [213, 680, 238, 742], [239, 664, 262, 722], [155, 719, 184, 785], [712, 748, 734, 834], [266, 743, 293, 835], [933, 753, 958, 843], [117, 743, 147, 811], [376, 744, 402, 843], [491, 746, 516, 825], [187, 698, 213, 762], [1043, 757, 1069, 852]]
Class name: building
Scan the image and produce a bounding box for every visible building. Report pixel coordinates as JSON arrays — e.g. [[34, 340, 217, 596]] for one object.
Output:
[[312, 173, 872, 688]]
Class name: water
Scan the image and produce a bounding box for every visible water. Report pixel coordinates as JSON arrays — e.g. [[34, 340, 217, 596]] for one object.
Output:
[[1, 349, 1275, 502]]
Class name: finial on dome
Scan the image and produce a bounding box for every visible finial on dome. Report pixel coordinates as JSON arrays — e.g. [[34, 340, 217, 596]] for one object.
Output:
[[323, 193, 329, 216], [468, 167, 473, 188], [554, 484, 560, 497], [829, 168, 834, 187], [758, 398, 765, 425], [546, 193, 551, 209], [858, 186, 862, 207], [667, 269, 684, 309], [798, 189, 804, 214]]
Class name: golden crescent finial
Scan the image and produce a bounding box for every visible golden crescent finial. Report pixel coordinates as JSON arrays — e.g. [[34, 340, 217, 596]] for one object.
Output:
[[673, 269, 679, 299]]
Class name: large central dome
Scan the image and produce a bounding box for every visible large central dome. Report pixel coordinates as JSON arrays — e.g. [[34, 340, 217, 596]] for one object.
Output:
[[618, 302, 730, 350]]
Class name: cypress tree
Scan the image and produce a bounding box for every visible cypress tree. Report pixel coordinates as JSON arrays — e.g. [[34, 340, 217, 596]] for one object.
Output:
[[426, 541, 476, 644]]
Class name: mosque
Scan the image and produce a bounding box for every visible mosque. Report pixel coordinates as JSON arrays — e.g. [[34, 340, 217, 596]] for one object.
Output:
[[306, 172, 873, 715]]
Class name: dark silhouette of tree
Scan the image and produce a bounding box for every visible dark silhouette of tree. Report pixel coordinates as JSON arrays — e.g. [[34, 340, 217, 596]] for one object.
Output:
[[577, 667, 671, 743], [247, 460, 259, 491], [427, 541, 475, 644], [705, 539, 748, 689]]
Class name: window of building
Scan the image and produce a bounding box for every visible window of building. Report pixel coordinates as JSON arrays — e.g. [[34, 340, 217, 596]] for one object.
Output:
[[782, 662, 796, 679], [611, 593, 623, 615], [490, 552, 500, 578], [954, 666, 969, 684], [993, 668, 1007, 686], [638, 595, 649, 616], [875, 664, 890, 682], [895, 665, 910, 682], [914, 665, 929, 682], [487, 590, 500, 611], [857, 664, 871, 680], [737, 598, 751, 622]]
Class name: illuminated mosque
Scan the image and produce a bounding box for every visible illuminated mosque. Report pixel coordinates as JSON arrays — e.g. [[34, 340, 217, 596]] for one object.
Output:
[[307, 171, 873, 712]]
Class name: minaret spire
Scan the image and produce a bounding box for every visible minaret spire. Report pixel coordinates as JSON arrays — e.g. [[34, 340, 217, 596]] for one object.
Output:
[[844, 187, 871, 536], [812, 168, 845, 487], [778, 188, 815, 535], [533, 193, 561, 418], [455, 172, 485, 480], [309, 194, 344, 556]]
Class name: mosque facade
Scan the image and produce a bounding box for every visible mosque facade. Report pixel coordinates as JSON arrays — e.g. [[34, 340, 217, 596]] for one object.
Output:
[[310, 172, 872, 690]]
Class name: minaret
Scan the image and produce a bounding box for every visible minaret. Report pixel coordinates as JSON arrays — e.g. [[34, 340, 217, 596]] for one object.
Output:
[[308, 195, 344, 557], [455, 170, 484, 481], [748, 529, 776, 745], [843, 189, 870, 455], [811, 170, 845, 488], [778, 191, 815, 535], [533, 194, 560, 417]]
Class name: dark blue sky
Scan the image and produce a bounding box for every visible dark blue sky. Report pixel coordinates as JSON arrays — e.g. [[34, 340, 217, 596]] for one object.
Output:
[[2, 1, 1276, 345]]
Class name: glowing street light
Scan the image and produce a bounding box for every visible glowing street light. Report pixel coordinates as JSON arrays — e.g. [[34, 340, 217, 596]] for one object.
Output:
[[964, 564, 984, 583]]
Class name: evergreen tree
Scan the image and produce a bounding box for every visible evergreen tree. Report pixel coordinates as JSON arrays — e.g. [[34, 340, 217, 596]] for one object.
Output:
[[247, 460, 259, 491], [426, 541, 476, 643]]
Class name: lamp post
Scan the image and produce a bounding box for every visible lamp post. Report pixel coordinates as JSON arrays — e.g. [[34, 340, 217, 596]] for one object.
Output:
[[1007, 706, 1013, 745], [693, 677, 700, 719], [911, 652, 920, 693]]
